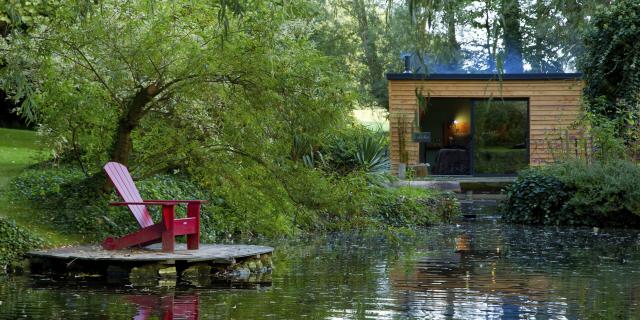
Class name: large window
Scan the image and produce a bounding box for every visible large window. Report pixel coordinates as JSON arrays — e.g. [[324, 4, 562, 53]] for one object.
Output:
[[419, 98, 529, 175], [472, 99, 528, 174]]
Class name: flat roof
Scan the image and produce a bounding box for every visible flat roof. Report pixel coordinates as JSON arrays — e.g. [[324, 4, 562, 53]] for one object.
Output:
[[386, 73, 582, 81]]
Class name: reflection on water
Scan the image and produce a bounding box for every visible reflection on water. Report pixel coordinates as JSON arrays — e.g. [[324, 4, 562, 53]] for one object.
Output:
[[129, 293, 199, 320], [1, 220, 640, 319]]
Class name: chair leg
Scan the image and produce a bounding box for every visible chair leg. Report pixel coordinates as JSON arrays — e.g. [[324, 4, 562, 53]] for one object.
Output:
[[186, 233, 199, 250], [162, 205, 175, 252], [186, 203, 201, 250], [162, 231, 175, 252]]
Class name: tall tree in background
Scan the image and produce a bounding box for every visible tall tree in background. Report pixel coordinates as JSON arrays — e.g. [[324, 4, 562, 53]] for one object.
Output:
[[311, 0, 389, 108], [310, 0, 609, 110], [526, 1, 557, 72], [402, 0, 468, 71], [443, 2, 462, 70], [351, 0, 387, 108], [481, 0, 499, 71], [397, 0, 608, 73], [499, 0, 524, 72]]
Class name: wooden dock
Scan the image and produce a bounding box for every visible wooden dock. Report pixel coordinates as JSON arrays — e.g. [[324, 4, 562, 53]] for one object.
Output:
[[29, 244, 274, 285]]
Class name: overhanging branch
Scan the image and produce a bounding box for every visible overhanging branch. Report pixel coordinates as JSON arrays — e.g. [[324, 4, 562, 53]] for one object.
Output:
[[63, 41, 122, 106]]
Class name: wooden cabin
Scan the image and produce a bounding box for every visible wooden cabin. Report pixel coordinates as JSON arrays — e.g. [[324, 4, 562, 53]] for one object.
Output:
[[386, 73, 584, 176]]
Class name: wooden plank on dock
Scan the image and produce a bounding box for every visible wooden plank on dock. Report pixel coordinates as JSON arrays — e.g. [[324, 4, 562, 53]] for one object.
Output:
[[29, 244, 274, 264]]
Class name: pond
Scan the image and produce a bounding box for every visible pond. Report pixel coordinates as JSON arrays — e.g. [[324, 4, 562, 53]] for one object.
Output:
[[1, 219, 640, 319]]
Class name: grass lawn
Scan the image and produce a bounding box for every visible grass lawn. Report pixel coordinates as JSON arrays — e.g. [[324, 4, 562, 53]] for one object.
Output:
[[0, 128, 81, 246], [0, 128, 43, 188]]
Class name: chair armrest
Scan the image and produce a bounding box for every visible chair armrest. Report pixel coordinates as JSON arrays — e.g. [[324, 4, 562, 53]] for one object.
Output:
[[110, 201, 181, 206], [143, 200, 208, 204], [110, 200, 207, 206]]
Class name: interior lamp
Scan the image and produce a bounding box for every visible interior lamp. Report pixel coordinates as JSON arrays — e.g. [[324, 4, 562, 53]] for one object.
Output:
[[452, 119, 468, 135]]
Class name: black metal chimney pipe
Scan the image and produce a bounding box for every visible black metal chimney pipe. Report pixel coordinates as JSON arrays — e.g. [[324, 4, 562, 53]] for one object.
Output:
[[403, 55, 412, 74]]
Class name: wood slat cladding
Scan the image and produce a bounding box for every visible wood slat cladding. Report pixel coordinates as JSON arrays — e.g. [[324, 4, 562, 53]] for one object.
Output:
[[387, 78, 584, 173]]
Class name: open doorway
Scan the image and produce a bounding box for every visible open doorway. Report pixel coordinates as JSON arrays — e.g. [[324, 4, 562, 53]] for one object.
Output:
[[418, 98, 529, 175]]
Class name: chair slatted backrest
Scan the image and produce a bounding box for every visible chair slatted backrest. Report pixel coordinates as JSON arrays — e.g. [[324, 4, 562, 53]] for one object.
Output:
[[104, 162, 155, 228]]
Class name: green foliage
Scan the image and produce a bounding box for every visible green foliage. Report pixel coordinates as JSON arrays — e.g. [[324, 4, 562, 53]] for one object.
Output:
[[368, 187, 460, 227], [546, 111, 632, 163], [502, 169, 570, 225], [314, 125, 390, 175], [583, 112, 631, 161], [9, 163, 459, 242], [503, 160, 640, 226], [1, 0, 63, 30], [355, 135, 390, 174], [0, 217, 43, 271], [581, 0, 640, 141], [282, 169, 373, 230], [8, 165, 223, 241], [311, 1, 388, 108], [547, 160, 640, 225]]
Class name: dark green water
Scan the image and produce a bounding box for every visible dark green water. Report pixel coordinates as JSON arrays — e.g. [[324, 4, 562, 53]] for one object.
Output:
[[1, 220, 640, 319]]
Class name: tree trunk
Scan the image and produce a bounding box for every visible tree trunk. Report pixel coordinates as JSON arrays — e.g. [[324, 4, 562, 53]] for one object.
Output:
[[0, 21, 9, 38], [444, 3, 461, 71], [102, 84, 160, 192], [500, 0, 524, 73], [484, 0, 496, 71], [530, 0, 544, 72]]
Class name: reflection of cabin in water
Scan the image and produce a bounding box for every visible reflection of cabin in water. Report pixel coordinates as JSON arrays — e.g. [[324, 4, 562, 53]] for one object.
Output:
[[389, 235, 555, 318], [386, 72, 584, 175]]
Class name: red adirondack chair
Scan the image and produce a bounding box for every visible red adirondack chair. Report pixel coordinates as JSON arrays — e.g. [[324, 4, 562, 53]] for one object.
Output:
[[102, 162, 206, 252]]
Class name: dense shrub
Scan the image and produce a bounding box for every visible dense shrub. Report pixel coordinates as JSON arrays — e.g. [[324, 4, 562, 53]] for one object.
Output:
[[503, 160, 640, 226], [502, 169, 570, 225], [9, 164, 460, 243], [9, 166, 225, 242], [368, 187, 460, 227], [549, 160, 640, 225], [0, 218, 43, 271]]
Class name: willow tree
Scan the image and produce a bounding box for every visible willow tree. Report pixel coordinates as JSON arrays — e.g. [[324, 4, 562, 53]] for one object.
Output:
[[1, 0, 351, 180]]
